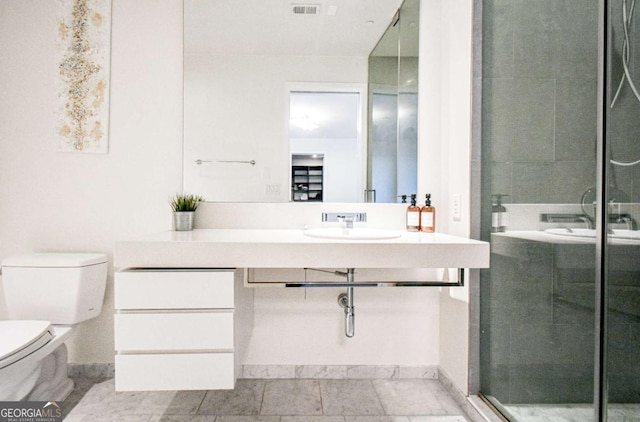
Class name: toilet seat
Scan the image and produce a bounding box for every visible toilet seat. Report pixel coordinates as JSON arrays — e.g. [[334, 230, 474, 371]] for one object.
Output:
[[0, 320, 54, 369]]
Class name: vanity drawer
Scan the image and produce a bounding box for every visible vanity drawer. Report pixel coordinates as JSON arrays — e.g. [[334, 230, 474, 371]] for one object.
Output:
[[115, 353, 235, 391], [115, 270, 234, 310], [114, 312, 234, 351]]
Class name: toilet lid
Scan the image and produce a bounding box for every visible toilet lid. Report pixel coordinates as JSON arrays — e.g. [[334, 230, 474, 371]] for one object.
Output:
[[0, 320, 54, 369], [2, 253, 107, 268]]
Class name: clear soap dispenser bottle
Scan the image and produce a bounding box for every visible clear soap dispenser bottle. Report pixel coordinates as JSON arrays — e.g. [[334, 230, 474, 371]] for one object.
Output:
[[406, 194, 420, 231], [420, 194, 436, 232], [491, 194, 508, 233]]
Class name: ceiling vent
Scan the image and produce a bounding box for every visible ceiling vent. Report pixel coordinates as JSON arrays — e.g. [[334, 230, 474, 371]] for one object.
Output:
[[292, 4, 320, 15]]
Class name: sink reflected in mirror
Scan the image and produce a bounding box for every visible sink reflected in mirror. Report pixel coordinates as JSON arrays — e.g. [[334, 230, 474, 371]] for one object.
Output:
[[545, 228, 640, 241], [303, 228, 403, 240]]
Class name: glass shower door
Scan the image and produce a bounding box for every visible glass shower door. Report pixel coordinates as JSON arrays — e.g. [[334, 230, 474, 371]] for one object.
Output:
[[479, 0, 599, 419]]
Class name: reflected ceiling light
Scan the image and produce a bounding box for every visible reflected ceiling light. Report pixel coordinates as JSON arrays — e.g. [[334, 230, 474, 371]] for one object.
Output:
[[365, 20, 375, 26], [290, 114, 320, 131]]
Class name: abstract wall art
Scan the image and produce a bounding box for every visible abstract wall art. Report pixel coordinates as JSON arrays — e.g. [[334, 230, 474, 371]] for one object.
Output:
[[56, 0, 112, 153]]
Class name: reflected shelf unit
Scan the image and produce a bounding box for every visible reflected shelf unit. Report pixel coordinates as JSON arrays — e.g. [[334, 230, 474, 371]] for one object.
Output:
[[291, 164, 323, 202]]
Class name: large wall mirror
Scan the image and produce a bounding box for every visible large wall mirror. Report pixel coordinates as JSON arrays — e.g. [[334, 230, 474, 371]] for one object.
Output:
[[184, 0, 419, 203]]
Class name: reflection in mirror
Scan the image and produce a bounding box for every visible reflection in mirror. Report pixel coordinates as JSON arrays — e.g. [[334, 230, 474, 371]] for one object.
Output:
[[368, 0, 419, 203], [289, 90, 364, 203], [183, 0, 409, 203]]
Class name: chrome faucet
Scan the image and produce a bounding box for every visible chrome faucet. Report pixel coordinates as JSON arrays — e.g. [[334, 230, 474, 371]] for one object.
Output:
[[540, 213, 594, 229], [322, 212, 367, 225], [619, 216, 638, 230], [338, 215, 355, 229]]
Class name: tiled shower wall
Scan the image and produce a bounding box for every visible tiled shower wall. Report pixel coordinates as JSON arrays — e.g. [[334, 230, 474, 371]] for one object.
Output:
[[483, 0, 640, 204], [479, 0, 640, 407]]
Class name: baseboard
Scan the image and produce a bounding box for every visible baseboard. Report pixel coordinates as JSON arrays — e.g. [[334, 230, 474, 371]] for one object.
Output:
[[240, 364, 438, 380], [67, 363, 114, 379], [68, 363, 438, 381]]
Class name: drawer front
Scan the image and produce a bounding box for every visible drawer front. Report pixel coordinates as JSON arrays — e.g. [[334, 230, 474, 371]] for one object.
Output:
[[115, 353, 235, 391], [115, 312, 234, 352], [115, 270, 234, 310]]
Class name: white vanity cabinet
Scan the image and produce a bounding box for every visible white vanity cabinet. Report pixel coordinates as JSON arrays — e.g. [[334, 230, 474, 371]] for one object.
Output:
[[114, 269, 253, 391]]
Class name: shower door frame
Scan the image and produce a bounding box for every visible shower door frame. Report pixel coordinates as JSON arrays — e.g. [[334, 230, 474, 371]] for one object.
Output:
[[594, 0, 609, 419]]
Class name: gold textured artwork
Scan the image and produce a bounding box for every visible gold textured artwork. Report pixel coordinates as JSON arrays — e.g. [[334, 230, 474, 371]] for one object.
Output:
[[56, 0, 111, 153]]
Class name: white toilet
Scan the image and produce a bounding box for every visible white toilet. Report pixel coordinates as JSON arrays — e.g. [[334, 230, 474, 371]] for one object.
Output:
[[0, 253, 107, 401]]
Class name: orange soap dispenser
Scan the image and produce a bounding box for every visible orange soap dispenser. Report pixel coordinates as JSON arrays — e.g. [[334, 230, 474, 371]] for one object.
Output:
[[406, 194, 421, 231], [420, 193, 436, 232]]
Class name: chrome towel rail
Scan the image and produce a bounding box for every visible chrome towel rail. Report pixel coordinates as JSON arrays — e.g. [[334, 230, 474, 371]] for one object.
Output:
[[284, 268, 465, 288], [195, 159, 256, 166]]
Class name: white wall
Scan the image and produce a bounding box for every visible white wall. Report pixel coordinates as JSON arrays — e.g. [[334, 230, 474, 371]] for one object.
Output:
[[420, 0, 474, 395], [0, 0, 184, 363], [184, 54, 368, 202], [247, 287, 439, 365], [0, 0, 475, 376]]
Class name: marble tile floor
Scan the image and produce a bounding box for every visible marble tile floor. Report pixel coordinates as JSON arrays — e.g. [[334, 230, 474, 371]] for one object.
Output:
[[61, 377, 470, 422]]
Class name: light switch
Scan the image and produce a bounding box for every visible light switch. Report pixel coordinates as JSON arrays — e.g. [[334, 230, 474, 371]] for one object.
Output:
[[452, 194, 462, 222]]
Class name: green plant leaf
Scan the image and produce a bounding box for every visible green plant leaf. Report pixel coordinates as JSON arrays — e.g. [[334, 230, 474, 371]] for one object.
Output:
[[169, 193, 205, 211]]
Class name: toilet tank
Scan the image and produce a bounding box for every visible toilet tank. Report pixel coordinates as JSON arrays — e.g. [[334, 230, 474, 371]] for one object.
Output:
[[2, 253, 108, 324]]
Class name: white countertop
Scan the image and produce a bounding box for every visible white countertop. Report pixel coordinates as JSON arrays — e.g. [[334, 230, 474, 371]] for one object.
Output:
[[114, 229, 490, 269]]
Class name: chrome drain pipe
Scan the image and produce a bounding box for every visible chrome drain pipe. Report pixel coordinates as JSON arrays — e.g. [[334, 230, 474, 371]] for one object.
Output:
[[336, 268, 355, 338]]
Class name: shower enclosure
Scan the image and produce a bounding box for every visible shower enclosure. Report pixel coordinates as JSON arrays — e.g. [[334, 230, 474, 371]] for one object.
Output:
[[478, 0, 640, 420]]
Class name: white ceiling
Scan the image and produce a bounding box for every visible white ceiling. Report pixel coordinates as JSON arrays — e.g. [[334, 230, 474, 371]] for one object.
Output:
[[184, 0, 405, 57]]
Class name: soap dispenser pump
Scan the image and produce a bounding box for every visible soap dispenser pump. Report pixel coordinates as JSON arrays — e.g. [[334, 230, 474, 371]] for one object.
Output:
[[406, 194, 420, 231], [491, 194, 508, 233], [420, 194, 436, 232]]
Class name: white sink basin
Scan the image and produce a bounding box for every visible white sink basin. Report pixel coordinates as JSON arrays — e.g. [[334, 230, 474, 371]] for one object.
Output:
[[303, 228, 403, 240]]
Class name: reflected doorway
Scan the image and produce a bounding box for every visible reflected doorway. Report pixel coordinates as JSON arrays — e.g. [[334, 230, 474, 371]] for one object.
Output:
[[288, 89, 365, 202]]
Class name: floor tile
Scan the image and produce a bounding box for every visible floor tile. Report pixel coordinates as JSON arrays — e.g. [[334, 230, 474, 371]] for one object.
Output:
[[260, 380, 322, 416], [427, 381, 467, 416], [133, 391, 178, 414], [67, 379, 149, 416], [62, 376, 472, 422], [372, 380, 464, 416], [319, 380, 385, 416], [134, 390, 206, 415], [198, 379, 266, 415], [62, 415, 89, 422], [147, 415, 216, 422], [68, 415, 151, 422], [61, 377, 106, 416]]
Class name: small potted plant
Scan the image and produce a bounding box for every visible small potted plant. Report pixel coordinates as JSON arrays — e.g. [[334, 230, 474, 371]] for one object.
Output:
[[170, 193, 204, 231]]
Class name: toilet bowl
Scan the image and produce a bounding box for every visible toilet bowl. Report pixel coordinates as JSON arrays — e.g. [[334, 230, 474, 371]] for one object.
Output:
[[0, 253, 107, 401]]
